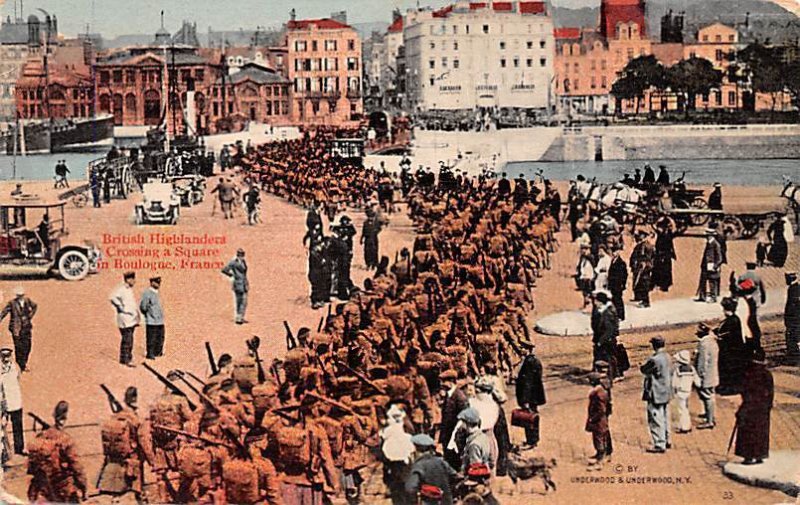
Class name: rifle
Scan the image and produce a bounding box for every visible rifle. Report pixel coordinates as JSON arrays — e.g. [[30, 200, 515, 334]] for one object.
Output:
[[183, 370, 207, 387], [284, 321, 297, 350], [317, 316, 325, 334], [269, 359, 283, 388], [173, 371, 219, 412], [28, 412, 51, 431], [248, 337, 267, 384], [304, 391, 355, 415], [205, 342, 218, 376], [335, 359, 387, 395], [142, 362, 198, 411], [100, 384, 123, 414], [152, 425, 234, 449]]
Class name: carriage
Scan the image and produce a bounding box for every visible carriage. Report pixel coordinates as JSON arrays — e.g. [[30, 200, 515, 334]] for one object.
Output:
[[69, 156, 138, 208]]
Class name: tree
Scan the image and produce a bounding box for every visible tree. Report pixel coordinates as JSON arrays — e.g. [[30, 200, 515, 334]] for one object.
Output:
[[666, 57, 723, 113], [611, 55, 666, 115], [738, 43, 786, 111]]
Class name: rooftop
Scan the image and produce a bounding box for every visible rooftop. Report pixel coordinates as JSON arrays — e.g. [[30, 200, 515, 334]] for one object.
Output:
[[217, 62, 289, 85], [287, 18, 353, 31], [432, 2, 547, 18]]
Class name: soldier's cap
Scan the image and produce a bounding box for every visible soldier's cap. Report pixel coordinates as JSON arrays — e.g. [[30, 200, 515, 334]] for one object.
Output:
[[14, 285, 24, 296], [123, 271, 136, 280], [297, 327, 311, 337], [166, 369, 182, 380], [218, 354, 233, 368], [696, 322, 711, 337], [411, 433, 436, 449], [220, 377, 236, 390], [587, 372, 603, 383], [457, 407, 481, 425], [0, 347, 12, 358], [124, 386, 138, 405], [650, 335, 666, 348], [593, 360, 609, 371], [54, 400, 69, 421]]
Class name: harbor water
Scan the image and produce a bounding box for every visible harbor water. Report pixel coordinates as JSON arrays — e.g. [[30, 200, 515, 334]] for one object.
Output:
[[0, 151, 796, 187]]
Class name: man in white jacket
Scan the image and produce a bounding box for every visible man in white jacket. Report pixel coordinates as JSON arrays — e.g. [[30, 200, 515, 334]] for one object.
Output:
[[0, 348, 24, 455], [694, 323, 720, 430]]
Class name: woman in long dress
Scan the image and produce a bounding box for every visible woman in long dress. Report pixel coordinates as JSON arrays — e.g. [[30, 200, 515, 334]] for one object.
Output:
[[653, 217, 676, 292], [716, 297, 749, 396], [767, 218, 788, 267]]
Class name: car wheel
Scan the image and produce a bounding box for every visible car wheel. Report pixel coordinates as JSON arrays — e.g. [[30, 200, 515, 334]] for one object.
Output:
[[58, 250, 90, 281]]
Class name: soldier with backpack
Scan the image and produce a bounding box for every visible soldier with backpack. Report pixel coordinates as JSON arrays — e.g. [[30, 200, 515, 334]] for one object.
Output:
[[97, 386, 146, 500], [27, 401, 87, 503]]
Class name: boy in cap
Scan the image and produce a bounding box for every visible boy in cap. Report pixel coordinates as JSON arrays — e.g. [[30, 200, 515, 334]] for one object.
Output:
[[585, 372, 611, 469], [672, 350, 699, 434], [405, 433, 457, 505], [455, 407, 492, 473]]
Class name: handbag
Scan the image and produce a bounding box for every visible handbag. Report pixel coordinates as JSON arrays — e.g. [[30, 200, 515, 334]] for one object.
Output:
[[511, 408, 539, 429]]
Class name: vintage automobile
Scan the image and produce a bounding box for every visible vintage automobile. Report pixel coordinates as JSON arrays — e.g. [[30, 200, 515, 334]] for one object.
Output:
[[135, 182, 180, 225], [0, 198, 100, 281], [170, 175, 206, 207]]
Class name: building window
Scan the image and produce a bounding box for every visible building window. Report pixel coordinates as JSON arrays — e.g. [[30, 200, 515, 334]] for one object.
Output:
[[526, 58, 532, 67], [466, 25, 470, 34], [689, 51, 696, 58], [500, 58, 506, 68], [429, 59, 435, 69], [601, 76, 607, 88], [430, 42, 436, 50], [591, 60, 596, 70], [112, 70, 123, 83], [125, 69, 136, 84], [574, 79, 579, 90], [574, 62, 579, 70], [715, 91, 722, 105], [527, 41, 533, 49], [430, 77, 435, 86], [591, 76, 596, 88], [500, 41, 505, 50], [728, 91, 736, 105], [483, 25, 489, 34], [348, 40, 355, 51], [311, 40, 318, 51], [513, 57, 519, 68], [454, 41, 459, 51], [715, 49, 724, 61], [702, 35, 709, 42], [728, 34, 735, 42], [601, 60, 607, 70], [442, 57, 448, 68], [324, 40, 337, 51], [715, 35, 722, 42], [540, 40, 546, 49], [295, 40, 307, 51], [196, 69, 205, 82], [454, 59, 460, 69], [453, 25, 457, 34]]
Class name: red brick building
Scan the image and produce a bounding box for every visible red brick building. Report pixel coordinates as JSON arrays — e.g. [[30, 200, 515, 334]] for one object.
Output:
[[599, 0, 647, 39], [93, 46, 218, 134], [15, 60, 94, 120]]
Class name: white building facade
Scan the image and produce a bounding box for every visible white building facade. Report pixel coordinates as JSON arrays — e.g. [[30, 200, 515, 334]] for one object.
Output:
[[404, 1, 555, 112]]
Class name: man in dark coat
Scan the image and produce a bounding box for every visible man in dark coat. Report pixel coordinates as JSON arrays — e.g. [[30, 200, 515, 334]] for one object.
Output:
[[696, 230, 723, 303], [332, 216, 357, 300], [586, 372, 612, 469], [515, 343, 546, 449], [405, 434, 457, 505], [221, 248, 249, 324], [513, 174, 529, 206], [0, 286, 38, 372], [708, 183, 723, 210], [607, 248, 628, 321], [591, 291, 619, 380], [734, 349, 774, 465], [642, 164, 655, 185], [497, 173, 511, 198], [653, 217, 677, 292], [656, 165, 670, 185], [361, 209, 383, 270], [630, 232, 654, 308], [785, 272, 800, 361], [438, 371, 468, 470], [306, 201, 322, 231], [308, 239, 331, 309]]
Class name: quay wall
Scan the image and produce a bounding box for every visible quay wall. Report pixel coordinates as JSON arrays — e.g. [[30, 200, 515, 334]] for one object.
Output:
[[409, 124, 800, 172]]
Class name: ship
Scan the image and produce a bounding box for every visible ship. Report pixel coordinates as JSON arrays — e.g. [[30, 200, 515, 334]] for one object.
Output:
[[3, 114, 115, 155]]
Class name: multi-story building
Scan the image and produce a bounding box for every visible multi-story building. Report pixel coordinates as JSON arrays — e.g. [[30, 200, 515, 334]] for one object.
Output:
[[208, 62, 292, 131], [404, 1, 555, 112], [554, 0, 651, 115], [0, 14, 58, 122], [15, 59, 94, 120], [93, 44, 217, 134], [286, 16, 363, 125]]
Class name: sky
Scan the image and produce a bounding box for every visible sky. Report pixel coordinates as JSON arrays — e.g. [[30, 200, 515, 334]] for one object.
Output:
[[0, 0, 599, 38]]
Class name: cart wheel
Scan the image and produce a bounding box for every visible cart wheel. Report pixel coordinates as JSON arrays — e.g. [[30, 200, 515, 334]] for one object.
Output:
[[690, 197, 710, 226], [72, 193, 88, 208], [58, 250, 90, 281], [740, 217, 760, 240], [722, 216, 744, 240]]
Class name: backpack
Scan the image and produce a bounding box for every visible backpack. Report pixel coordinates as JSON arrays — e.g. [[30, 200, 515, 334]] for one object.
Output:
[[27, 432, 62, 477], [271, 424, 311, 469], [222, 459, 260, 504], [101, 416, 134, 461], [177, 445, 212, 479]]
